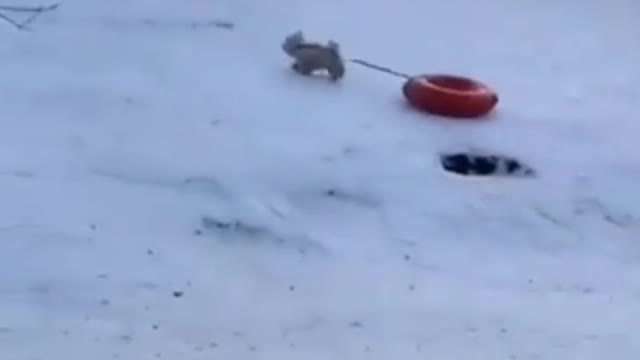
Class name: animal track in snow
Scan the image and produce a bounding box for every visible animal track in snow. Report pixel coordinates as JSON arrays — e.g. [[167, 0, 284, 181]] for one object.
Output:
[[199, 216, 327, 255], [440, 152, 536, 178], [324, 188, 381, 208]]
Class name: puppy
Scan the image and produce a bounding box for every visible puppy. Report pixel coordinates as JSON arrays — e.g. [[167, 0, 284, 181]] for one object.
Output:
[[281, 30, 345, 81]]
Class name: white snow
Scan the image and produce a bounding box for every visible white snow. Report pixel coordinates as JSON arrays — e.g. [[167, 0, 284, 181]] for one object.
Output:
[[1, 0, 639, 358]]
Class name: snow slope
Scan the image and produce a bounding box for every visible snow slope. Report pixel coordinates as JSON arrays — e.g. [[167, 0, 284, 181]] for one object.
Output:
[[1, 0, 639, 358]]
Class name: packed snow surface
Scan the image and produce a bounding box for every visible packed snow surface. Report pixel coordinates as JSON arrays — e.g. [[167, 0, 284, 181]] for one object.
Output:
[[1, 0, 639, 359]]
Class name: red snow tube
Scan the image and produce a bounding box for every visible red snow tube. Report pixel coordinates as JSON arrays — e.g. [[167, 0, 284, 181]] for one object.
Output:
[[402, 74, 498, 118]]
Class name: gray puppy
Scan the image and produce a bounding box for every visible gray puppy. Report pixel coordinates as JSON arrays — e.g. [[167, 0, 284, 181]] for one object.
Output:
[[281, 30, 345, 81]]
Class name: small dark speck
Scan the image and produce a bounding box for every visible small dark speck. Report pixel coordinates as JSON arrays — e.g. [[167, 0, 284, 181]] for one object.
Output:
[[553, 342, 567, 349], [500, 328, 508, 334], [62, 330, 70, 336], [210, 119, 221, 126], [326, 189, 336, 196], [98, 274, 109, 280], [364, 345, 371, 353], [404, 254, 411, 261], [195, 346, 204, 352], [90, 224, 97, 230], [582, 287, 595, 294], [288, 342, 296, 348], [173, 291, 184, 298], [152, 324, 159, 330], [289, 285, 295, 291], [119, 335, 133, 343], [147, 249, 154, 255], [209, 342, 218, 348], [342, 146, 357, 155], [528, 278, 534, 284], [349, 321, 363, 328], [213, 21, 234, 29], [409, 284, 415, 291], [248, 345, 257, 352], [155, 353, 162, 358], [194, 229, 203, 236], [12, 170, 35, 178]]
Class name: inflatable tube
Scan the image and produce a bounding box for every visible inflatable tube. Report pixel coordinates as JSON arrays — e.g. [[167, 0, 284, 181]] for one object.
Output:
[[402, 74, 498, 118]]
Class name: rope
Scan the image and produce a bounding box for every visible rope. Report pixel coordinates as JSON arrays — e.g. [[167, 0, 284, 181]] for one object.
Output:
[[348, 59, 412, 79]]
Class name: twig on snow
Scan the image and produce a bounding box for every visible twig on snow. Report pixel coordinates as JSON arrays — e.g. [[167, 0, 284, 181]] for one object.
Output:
[[0, 10, 25, 29], [0, 3, 60, 30], [0, 3, 59, 12], [140, 17, 234, 30]]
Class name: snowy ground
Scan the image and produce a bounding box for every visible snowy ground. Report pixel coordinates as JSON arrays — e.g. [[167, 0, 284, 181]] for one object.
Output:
[[1, 0, 639, 359]]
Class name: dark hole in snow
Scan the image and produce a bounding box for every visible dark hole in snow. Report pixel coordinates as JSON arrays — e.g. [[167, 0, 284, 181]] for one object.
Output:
[[440, 152, 535, 177]]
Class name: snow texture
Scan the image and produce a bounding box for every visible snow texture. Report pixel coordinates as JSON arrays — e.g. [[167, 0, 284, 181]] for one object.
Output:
[[1, 0, 639, 359]]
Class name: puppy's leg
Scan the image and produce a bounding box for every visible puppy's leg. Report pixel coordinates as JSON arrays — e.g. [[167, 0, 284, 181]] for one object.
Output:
[[327, 64, 344, 81], [292, 61, 313, 76]]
